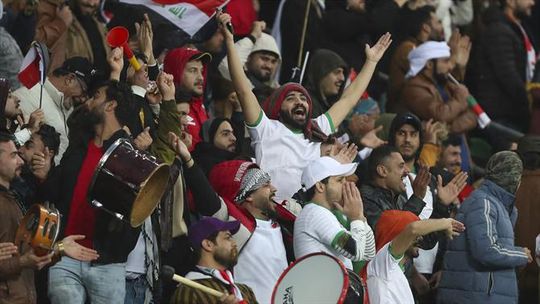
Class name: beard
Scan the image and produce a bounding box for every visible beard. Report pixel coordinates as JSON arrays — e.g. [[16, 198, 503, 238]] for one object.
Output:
[[214, 247, 238, 269], [251, 68, 272, 82], [279, 106, 308, 130], [433, 71, 448, 86]]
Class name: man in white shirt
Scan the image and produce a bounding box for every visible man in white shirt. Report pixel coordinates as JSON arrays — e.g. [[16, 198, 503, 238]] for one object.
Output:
[[13, 57, 95, 164], [219, 12, 392, 201], [367, 210, 464, 304], [294, 156, 376, 270]]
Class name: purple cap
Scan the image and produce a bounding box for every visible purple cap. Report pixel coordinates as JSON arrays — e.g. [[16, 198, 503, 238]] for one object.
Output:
[[188, 217, 240, 249]]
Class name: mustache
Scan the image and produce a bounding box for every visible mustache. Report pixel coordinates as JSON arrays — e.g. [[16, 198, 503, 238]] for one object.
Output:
[[81, 3, 98, 8]]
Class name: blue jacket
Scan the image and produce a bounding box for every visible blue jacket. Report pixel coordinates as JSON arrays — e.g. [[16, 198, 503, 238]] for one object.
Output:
[[437, 180, 529, 304]]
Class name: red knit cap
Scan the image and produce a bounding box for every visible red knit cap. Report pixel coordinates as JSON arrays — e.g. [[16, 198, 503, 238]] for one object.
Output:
[[262, 82, 312, 121], [208, 160, 259, 204], [375, 210, 419, 251]]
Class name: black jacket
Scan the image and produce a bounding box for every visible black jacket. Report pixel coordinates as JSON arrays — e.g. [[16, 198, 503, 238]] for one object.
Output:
[[467, 8, 530, 131], [44, 129, 139, 264], [359, 183, 426, 229]]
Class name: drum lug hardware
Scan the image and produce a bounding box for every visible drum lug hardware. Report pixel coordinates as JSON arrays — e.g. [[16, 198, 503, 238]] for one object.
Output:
[[90, 200, 125, 221]]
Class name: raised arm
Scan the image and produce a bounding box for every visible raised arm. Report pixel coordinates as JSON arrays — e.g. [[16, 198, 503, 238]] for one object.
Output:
[[218, 12, 262, 125], [390, 218, 464, 258], [327, 33, 392, 128]]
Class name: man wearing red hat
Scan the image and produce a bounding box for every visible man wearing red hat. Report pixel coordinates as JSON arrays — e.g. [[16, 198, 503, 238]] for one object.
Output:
[[218, 12, 392, 202], [366, 210, 464, 304], [168, 135, 292, 304], [163, 47, 212, 151]]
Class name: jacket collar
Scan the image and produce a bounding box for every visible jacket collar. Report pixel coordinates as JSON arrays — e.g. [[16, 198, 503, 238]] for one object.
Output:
[[44, 79, 67, 110], [482, 179, 515, 211], [131, 85, 147, 98]]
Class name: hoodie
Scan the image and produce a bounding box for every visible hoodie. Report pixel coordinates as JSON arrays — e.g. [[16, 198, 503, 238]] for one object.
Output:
[[164, 47, 211, 150], [304, 49, 348, 118]]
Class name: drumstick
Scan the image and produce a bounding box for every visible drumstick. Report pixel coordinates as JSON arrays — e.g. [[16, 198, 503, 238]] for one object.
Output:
[[162, 265, 225, 298]]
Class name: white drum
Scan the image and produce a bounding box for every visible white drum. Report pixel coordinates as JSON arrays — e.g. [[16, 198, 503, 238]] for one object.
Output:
[[271, 253, 363, 304]]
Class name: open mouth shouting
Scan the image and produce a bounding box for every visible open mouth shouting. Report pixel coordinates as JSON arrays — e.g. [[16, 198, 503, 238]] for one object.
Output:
[[292, 105, 307, 121]]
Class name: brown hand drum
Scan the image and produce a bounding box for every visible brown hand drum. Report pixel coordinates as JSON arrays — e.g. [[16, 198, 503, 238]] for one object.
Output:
[[87, 138, 170, 227], [15, 204, 61, 256]]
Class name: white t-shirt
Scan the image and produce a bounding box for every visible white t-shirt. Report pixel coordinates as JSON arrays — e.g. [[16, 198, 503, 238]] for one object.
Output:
[[367, 243, 414, 304], [247, 111, 335, 200], [294, 203, 375, 270], [234, 219, 288, 304], [404, 173, 438, 274]]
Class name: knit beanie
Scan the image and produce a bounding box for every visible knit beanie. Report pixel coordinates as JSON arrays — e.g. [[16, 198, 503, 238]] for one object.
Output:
[[375, 210, 419, 251], [209, 160, 270, 204], [485, 151, 523, 194]]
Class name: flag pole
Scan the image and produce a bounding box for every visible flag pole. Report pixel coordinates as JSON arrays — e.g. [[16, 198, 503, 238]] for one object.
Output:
[[297, 0, 312, 68]]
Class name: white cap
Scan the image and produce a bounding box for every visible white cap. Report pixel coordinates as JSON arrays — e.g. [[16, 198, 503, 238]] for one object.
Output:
[[301, 157, 358, 190], [405, 41, 450, 78], [251, 33, 281, 60]]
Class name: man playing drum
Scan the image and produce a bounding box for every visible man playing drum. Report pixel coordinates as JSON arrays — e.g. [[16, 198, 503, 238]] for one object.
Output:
[[171, 217, 258, 304], [294, 156, 376, 270]]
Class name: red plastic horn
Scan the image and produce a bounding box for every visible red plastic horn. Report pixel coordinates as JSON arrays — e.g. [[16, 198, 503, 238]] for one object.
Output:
[[106, 26, 141, 71]]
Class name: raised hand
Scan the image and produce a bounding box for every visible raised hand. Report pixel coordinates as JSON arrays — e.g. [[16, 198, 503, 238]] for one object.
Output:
[[360, 125, 387, 148], [437, 171, 468, 205], [330, 143, 358, 164], [217, 11, 234, 41], [333, 182, 364, 221], [157, 72, 175, 101], [442, 218, 465, 240], [133, 127, 153, 151], [168, 131, 191, 162], [136, 13, 155, 65], [423, 119, 447, 145], [31, 147, 53, 181], [59, 235, 99, 262], [365, 33, 392, 63], [411, 164, 431, 198], [28, 109, 45, 133], [250, 20, 266, 39], [108, 47, 124, 80]]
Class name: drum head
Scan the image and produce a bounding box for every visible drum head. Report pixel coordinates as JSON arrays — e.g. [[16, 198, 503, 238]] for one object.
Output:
[[130, 163, 170, 227], [272, 253, 349, 304]]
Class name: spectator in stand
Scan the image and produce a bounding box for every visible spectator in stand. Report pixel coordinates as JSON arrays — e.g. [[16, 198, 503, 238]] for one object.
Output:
[[436, 134, 463, 175], [0, 131, 99, 303], [467, 0, 536, 146], [513, 135, 540, 303], [360, 145, 429, 229], [218, 20, 281, 91], [294, 156, 376, 270], [44, 58, 142, 302], [171, 218, 258, 304], [168, 134, 295, 304], [278, 0, 327, 82], [220, 11, 392, 201], [13, 124, 59, 208], [438, 151, 533, 303], [367, 210, 465, 304], [400, 41, 477, 134], [13, 57, 95, 164], [193, 117, 245, 176], [0, 2, 23, 90], [388, 5, 444, 111], [0, 78, 45, 147], [321, 0, 371, 72], [304, 49, 348, 118], [34, 0, 110, 72], [164, 47, 212, 150]]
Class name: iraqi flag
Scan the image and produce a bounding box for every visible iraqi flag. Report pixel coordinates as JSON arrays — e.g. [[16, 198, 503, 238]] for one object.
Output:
[[117, 0, 230, 37], [18, 41, 49, 89]]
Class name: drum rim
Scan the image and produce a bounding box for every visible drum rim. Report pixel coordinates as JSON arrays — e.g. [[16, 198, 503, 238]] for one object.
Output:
[[86, 137, 129, 205], [270, 252, 350, 304], [129, 162, 170, 227]]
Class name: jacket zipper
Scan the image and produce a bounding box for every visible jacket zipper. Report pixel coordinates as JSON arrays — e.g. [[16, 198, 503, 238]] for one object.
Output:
[[487, 272, 494, 295]]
